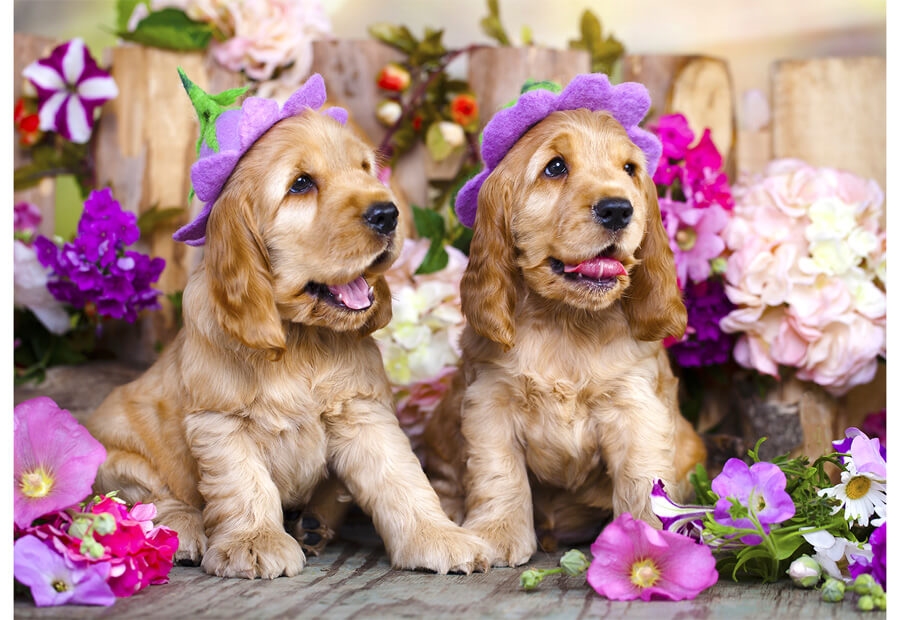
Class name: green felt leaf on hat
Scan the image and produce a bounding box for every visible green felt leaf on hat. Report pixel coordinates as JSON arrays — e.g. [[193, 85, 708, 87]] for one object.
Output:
[[177, 67, 247, 156]]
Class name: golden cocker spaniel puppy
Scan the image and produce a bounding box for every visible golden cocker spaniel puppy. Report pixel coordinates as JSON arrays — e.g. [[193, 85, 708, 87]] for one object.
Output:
[[86, 73, 488, 579], [423, 75, 707, 567]]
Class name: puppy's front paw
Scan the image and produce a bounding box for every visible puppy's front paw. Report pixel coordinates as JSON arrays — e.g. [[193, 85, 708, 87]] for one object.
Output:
[[154, 504, 206, 566], [202, 530, 306, 579], [468, 524, 537, 568], [389, 524, 490, 575]]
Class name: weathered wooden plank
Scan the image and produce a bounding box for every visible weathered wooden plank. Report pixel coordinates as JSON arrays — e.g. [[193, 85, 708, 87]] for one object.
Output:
[[771, 56, 886, 199], [12, 534, 874, 620], [622, 54, 736, 178], [468, 46, 591, 128]]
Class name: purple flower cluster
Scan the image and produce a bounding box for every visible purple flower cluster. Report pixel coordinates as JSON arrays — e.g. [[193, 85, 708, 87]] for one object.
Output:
[[34, 188, 165, 323], [667, 279, 736, 368]]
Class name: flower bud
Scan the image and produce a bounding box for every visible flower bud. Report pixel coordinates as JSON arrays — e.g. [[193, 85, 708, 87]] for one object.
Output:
[[873, 592, 887, 611], [559, 549, 589, 577], [94, 512, 117, 535], [449, 93, 478, 131], [437, 121, 465, 149], [821, 577, 846, 603], [857, 594, 875, 612], [80, 537, 105, 559], [376, 63, 411, 92], [519, 568, 544, 590], [851, 573, 879, 595], [787, 555, 821, 588], [375, 100, 403, 127], [68, 518, 92, 540]]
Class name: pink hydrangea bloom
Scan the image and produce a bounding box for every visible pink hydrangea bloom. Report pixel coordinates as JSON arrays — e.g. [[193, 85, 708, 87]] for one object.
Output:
[[14, 397, 107, 528], [587, 513, 718, 601], [720, 159, 885, 396]]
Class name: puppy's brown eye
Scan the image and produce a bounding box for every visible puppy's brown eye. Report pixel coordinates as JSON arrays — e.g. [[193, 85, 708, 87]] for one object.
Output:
[[544, 157, 567, 178], [624, 162, 636, 177], [289, 175, 315, 194]]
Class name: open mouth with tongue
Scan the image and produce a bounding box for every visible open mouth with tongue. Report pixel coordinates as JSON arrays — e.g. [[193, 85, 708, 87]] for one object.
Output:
[[306, 275, 374, 311], [549, 254, 627, 292]]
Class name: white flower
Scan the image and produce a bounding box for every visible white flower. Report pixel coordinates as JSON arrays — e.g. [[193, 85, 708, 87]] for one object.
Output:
[[14, 241, 70, 335], [817, 460, 886, 528], [437, 121, 465, 148], [800, 528, 872, 581], [376, 100, 402, 127]]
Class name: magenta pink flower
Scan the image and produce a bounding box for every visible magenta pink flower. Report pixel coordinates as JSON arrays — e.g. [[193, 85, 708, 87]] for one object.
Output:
[[13, 535, 115, 607], [14, 397, 107, 529], [15, 202, 43, 237], [651, 113, 694, 161], [586, 513, 718, 601], [660, 197, 729, 286]]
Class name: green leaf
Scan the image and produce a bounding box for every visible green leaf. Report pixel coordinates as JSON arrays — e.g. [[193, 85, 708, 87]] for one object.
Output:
[[412, 204, 446, 239], [416, 237, 450, 275], [116, 0, 146, 32], [480, 15, 512, 46], [118, 8, 213, 51], [368, 23, 419, 55]]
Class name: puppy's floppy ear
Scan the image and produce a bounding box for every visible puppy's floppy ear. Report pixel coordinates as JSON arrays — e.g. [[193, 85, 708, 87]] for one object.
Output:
[[622, 173, 687, 342], [460, 170, 518, 350], [205, 183, 286, 360]]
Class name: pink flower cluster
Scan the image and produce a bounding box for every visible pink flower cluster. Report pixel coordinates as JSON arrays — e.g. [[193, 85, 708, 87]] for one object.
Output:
[[719, 159, 886, 396], [14, 397, 178, 607], [651, 113, 733, 287]]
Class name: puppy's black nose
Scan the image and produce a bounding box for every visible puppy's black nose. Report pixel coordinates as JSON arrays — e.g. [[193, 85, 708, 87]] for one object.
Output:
[[364, 201, 399, 235], [592, 197, 633, 231]]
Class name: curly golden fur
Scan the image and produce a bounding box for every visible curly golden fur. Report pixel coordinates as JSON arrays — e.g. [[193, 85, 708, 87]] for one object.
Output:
[[86, 111, 488, 579], [422, 109, 707, 567]]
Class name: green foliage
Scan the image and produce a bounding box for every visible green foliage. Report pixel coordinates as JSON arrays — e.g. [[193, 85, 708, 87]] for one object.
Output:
[[14, 309, 92, 386], [117, 7, 213, 51], [568, 10, 625, 76], [411, 206, 450, 275], [14, 138, 93, 196], [137, 205, 187, 239], [480, 0, 512, 46]]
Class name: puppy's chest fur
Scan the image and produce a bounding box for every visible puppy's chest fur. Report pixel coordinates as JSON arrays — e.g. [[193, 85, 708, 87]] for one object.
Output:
[[481, 315, 660, 490]]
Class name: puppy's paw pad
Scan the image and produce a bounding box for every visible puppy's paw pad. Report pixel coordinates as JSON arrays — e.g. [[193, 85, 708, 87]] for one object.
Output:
[[295, 514, 335, 557]]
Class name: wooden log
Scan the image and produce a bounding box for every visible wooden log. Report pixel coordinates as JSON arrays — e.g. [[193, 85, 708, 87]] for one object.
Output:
[[467, 46, 591, 130], [771, 56, 886, 199], [13, 33, 58, 238], [92, 45, 244, 364], [622, 54, 737, 179]]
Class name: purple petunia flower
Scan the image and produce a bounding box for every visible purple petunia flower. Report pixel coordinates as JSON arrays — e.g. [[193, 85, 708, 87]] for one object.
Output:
[[35, 187, 165, 323], [13, 397, 107, 529], [13, 535, 115, 607], [15, 202, 43, 236], [22, 38, 118, 144], [831, 427, 886, 479], [711, 458, 795, 545], [587, 513, 718, 601], [659, 197, 729, 286], [649, 480, 711, 541], [847, 522, 886, 588]]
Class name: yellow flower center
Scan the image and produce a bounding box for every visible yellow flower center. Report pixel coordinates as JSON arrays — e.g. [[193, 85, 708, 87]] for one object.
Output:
[[52, 579, 70, 593], [676, 228, 697, 251], [630, 558, 661, 589], [845, 475, 871, 500], [20, 467, 54, 498]]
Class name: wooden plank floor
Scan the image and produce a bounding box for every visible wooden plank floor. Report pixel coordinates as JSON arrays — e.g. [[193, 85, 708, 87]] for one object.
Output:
[[13, 364, 884, 619], [13, 521, 880, 620]]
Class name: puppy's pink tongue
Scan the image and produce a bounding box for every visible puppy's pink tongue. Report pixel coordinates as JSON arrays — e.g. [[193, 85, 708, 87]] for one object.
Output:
[[328, 276, 373, 310], [564, 257, 626, 279]]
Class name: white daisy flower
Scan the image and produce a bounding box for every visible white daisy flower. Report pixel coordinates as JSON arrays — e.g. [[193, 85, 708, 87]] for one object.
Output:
[[817, 459, 886, 528]]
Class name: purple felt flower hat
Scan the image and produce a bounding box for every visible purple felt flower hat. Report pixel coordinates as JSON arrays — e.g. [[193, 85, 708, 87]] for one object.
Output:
[[173, 70, 348, 246], [454, 73, 662, 228]]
